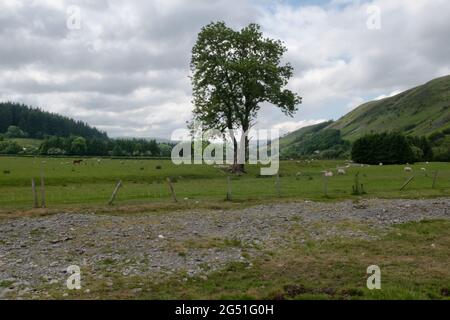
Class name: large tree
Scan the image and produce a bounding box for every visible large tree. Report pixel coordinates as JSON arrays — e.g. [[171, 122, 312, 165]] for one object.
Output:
[[191, 22, 301, 172]]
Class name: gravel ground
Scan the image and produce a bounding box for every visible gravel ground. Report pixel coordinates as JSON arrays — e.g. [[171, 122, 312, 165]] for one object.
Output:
[[1, 198, 449, 299]]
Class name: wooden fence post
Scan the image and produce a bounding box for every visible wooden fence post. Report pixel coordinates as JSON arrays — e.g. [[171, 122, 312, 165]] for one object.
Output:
[[108, 180, 122, 205], [432, 170, 438, 189], [226, 176, 232, 201], [400, 176, 415, 191], [323, 175, 328, 197], [31, 178, 38, 208], [167, 178, 178, 203], [276, 173, 281, 197], [40, 171, 46, 208]]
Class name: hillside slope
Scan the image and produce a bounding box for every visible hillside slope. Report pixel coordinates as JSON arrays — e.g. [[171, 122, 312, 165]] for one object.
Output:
[[279, 75, 450, 159], [279, 121, 332, 149], [328, 75, 450, 141]]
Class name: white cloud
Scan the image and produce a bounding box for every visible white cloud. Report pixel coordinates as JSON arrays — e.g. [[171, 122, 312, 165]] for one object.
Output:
[[0, 0, 449, 137], [346, 96, 365, 110], [374, 89, 402, 101], [273, 119, 328, 135]]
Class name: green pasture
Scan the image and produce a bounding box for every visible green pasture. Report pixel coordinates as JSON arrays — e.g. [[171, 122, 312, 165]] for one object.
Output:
[[0, 156, 449, 209]]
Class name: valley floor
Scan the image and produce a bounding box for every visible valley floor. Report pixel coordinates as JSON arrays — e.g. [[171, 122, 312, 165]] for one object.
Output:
[[0, 198, 449, 300]]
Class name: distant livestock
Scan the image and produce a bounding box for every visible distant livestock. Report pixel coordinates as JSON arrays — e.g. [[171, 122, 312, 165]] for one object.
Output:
[[337, 168, 346, 175], [379, 163, 383, 166], [73, 159, 83, 165], [404, 167, 413, 172], [323, 171, 334, 177]]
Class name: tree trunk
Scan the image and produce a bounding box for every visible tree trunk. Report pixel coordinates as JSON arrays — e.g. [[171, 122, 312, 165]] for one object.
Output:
[[228, 125, 245, 174], [230, 135, 245, 174]]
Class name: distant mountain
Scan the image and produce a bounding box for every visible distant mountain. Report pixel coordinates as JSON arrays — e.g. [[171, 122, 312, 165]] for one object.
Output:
[[0, 102, 107, 139], [329, 75, 450, 140], [280, 75, 450, 159]]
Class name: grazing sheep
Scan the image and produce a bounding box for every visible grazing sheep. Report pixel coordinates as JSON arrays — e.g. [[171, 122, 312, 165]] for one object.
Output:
[[379, 163, 383, 166], [337, 168, 346, 175], [421, 167, 427, 172], [404, 166, 413, 172], [323, 171, 334, 177]]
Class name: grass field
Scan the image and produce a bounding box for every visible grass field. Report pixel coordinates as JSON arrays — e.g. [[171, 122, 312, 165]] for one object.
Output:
[[0, 156, 449, 211], [9, 138, 43, 149]]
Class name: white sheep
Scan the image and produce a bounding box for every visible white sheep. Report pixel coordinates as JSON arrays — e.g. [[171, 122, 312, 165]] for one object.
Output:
[[404, 167, 413, 172], [323, 171, 334, 177], [337, 168, 346, 175], [421, 167, 427, 172], [379, 163, 383, 166]]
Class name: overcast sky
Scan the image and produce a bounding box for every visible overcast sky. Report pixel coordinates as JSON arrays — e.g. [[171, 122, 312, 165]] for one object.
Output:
[[1, 0, 449, 138]]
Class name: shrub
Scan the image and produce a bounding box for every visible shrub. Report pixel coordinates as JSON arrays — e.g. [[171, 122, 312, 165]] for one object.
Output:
[[5, 125, 27, 138], [0, 141, 22, 154], [407, 136, 433, 161], [433, 148, 450, 161], [47, 148, 65, 155]]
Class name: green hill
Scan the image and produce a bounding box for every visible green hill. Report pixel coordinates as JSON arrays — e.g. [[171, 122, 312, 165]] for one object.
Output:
[[279, 121, 332, 149], [280, 121, 349, 159], [280, 75, 450, 159], [328, 75, 450, 140]]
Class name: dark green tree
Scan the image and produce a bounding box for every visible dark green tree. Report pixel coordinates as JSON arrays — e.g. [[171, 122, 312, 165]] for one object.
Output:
[[0, 102, 107, 139], [70, 137, 87, 155], [190, 22, 301, 172], [5, 125, 27, 138], [352, 133, 416, 164]]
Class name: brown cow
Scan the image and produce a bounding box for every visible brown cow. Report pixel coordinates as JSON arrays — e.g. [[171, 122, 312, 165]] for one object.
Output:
[[73, 159, 84, 165]]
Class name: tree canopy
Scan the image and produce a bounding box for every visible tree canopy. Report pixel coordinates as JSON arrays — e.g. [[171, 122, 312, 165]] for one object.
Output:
[[0, 102, 107, 139], [190, 22, 301, 169], [351, 133, 416, 164]]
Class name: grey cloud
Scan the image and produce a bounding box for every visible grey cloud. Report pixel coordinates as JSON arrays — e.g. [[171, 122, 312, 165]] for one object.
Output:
[[0, 0, 449, 137]]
